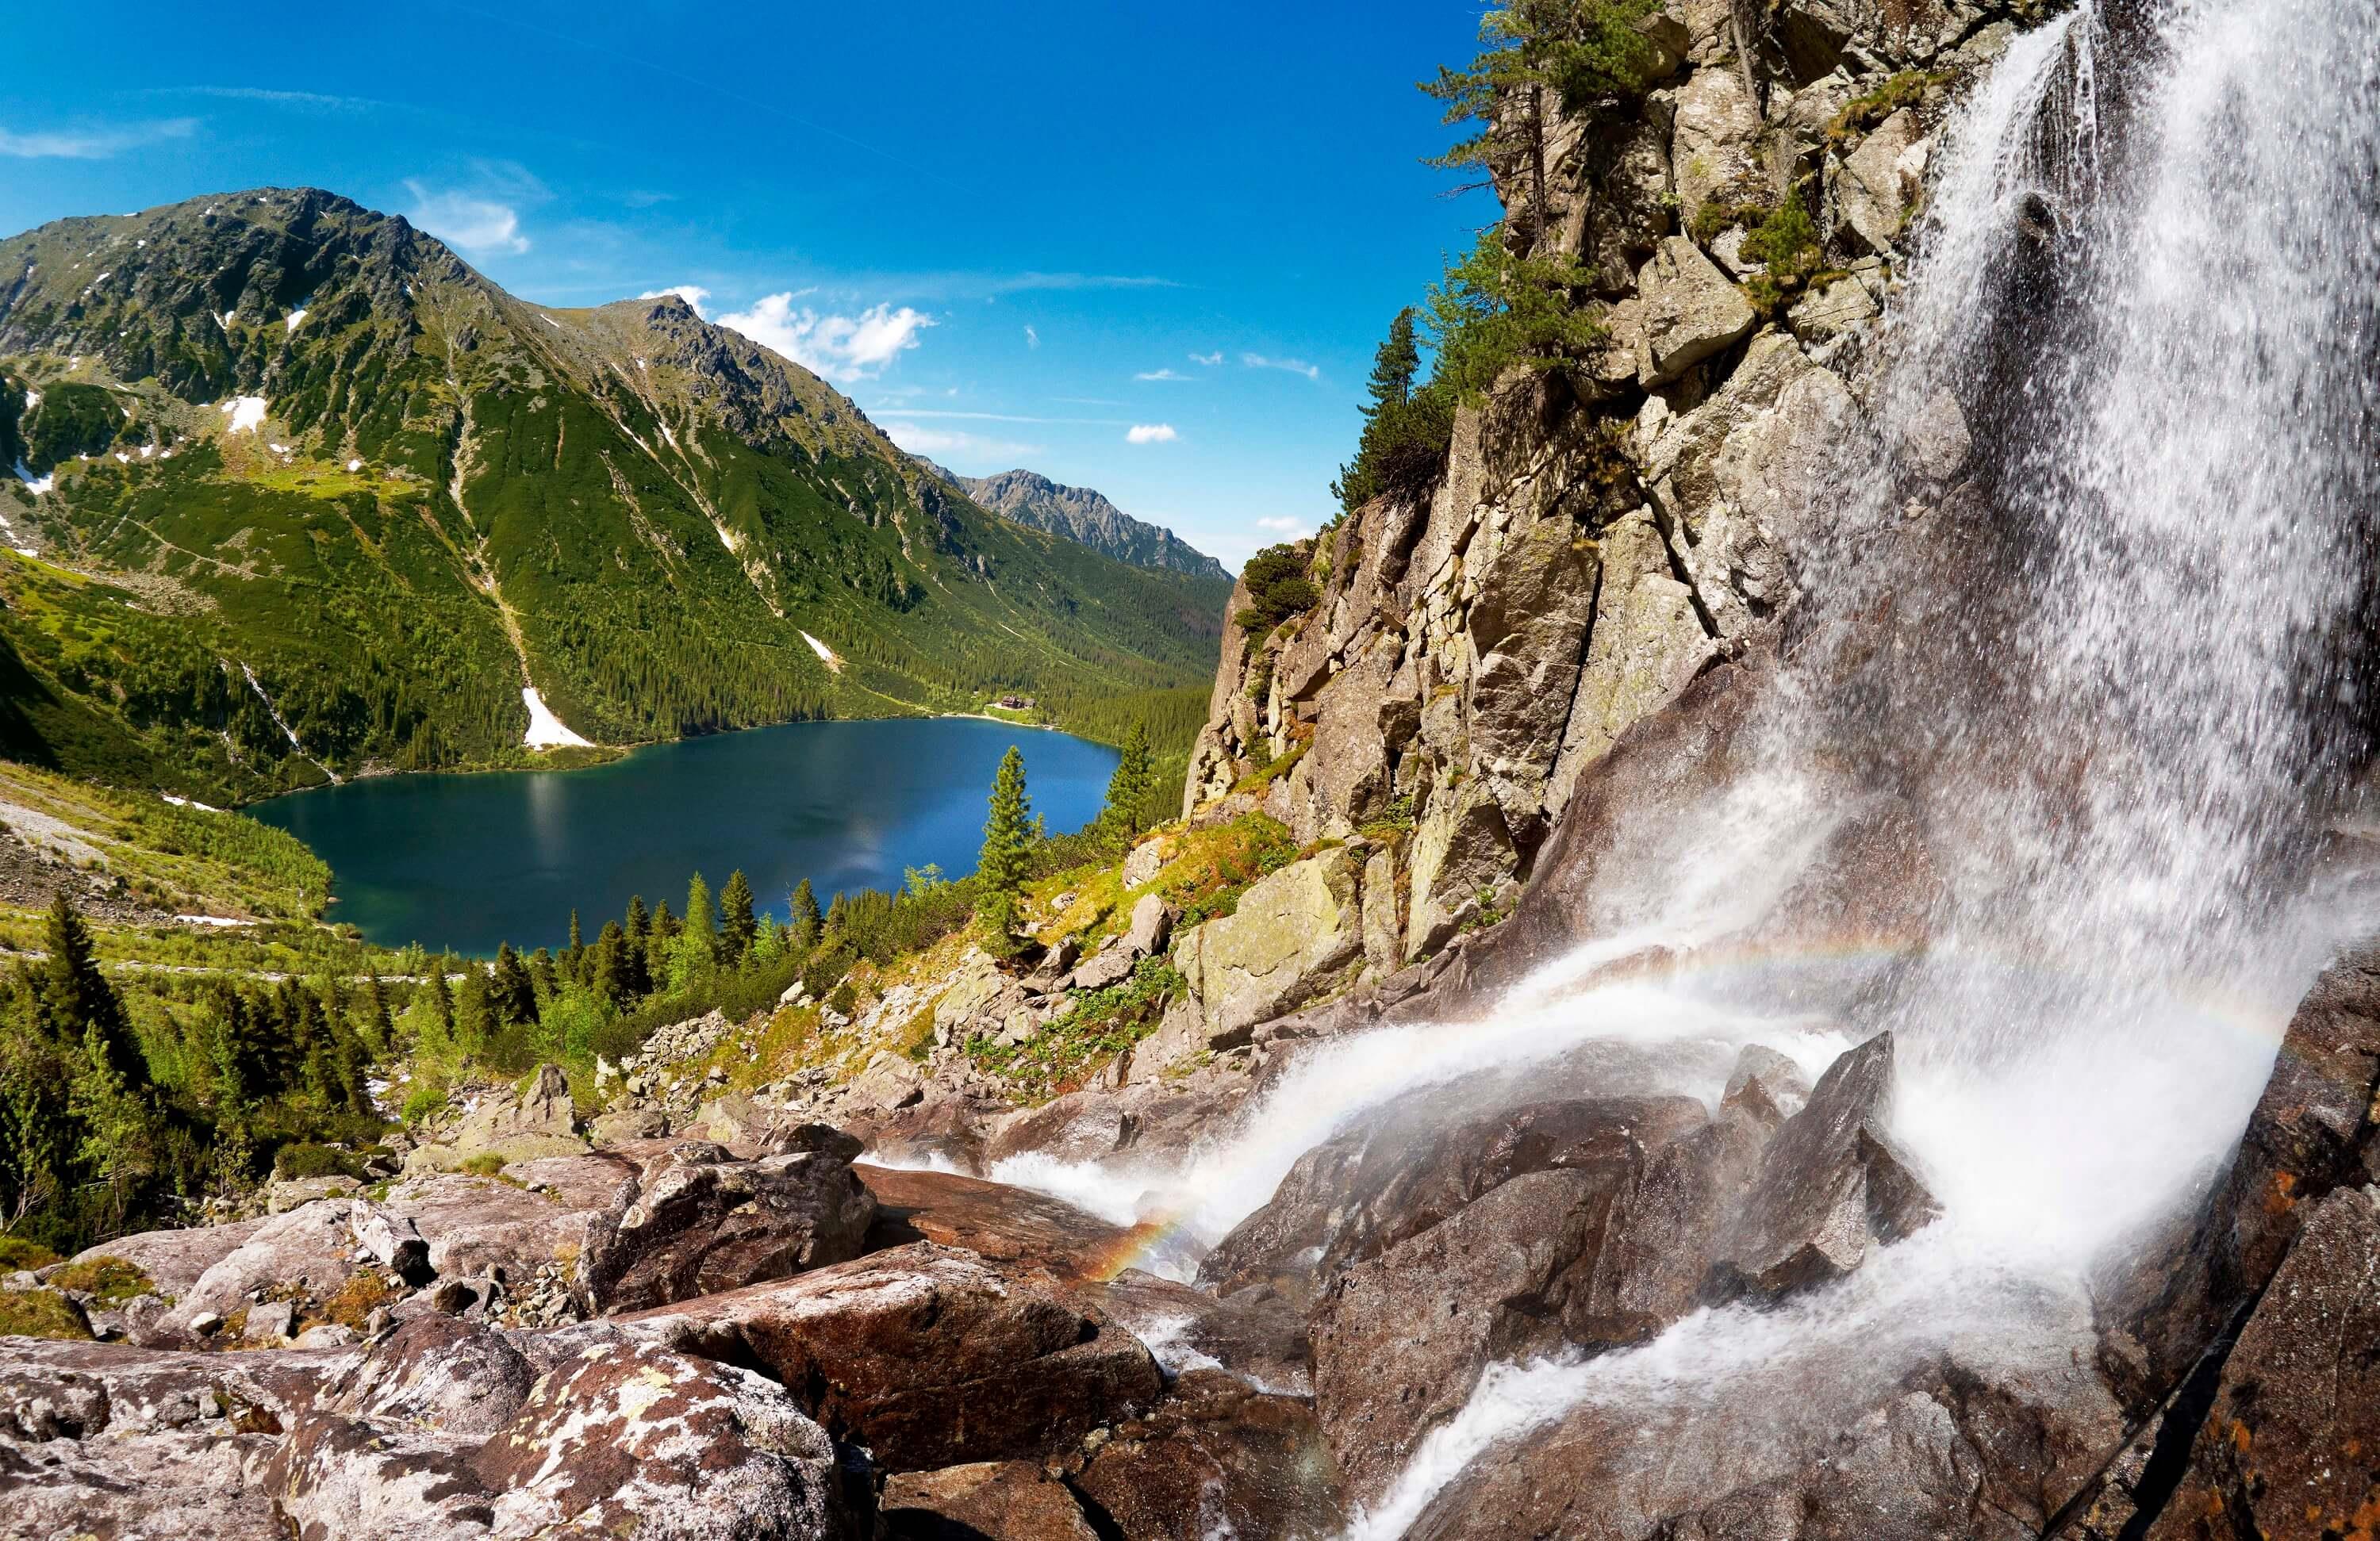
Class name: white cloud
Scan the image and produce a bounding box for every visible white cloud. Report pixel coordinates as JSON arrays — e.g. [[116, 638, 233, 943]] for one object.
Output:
[[638, 285, 712, 318], [1134, 368, 1191, 381], [1256, 516, 1306, 532], [883, 421, 1042, 462], [1024, 325, 1040, 349], [405, 180, 532, 255], [0, 118, 197, 159], [169, 86, 377, 112], [1190, 351, 1223, 366], [1127, 424, 1179, 445], [718, 294, 935, 383], [1242, 352, 1320, 380]]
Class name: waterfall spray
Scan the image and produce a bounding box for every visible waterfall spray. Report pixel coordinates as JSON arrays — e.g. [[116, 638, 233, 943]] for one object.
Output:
[[994, 2, 2380, 1531]]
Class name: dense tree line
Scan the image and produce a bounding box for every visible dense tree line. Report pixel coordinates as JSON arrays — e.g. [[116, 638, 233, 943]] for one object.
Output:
[[0, 898, 390, 1252]]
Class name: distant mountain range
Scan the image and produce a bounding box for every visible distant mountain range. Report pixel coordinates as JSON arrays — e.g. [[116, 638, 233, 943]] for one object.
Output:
[[0, 188, 1234, 803], [940, 466, 1228, 581]]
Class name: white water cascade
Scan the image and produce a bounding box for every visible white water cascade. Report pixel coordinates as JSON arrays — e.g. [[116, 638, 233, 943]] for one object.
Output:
[[996, 1, 2380, 1532]]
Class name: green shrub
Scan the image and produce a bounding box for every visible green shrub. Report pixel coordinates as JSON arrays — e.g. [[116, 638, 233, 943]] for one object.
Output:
[[0, 1235, 62, 1271], [271, 1142, 363, 1181], [1235, 545, 1321, 635], [400, 1083, 449, 1126]]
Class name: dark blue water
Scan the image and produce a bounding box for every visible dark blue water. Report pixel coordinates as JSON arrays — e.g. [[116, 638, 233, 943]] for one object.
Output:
[[248, 719, 1118, 956]]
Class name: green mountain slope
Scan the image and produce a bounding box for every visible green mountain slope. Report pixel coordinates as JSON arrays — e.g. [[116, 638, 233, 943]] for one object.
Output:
[[0, 188, 1227, 802]]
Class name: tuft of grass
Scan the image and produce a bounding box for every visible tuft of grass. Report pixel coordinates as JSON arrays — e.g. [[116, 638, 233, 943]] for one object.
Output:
[[0, 1289, 91, 1340], [312, 1271, 397, 1333], [459, 1152, 509, 1178], [48, 1255, 157, 1305], [1827, 71, 1944, 144]]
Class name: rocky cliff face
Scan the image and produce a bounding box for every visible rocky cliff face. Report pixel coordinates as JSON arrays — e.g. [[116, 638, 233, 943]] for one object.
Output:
[[1184, 2, 2013, 964]]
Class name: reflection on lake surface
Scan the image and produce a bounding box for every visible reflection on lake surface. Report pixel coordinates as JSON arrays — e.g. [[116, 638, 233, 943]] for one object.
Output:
[[248, 717, 1119, 956]]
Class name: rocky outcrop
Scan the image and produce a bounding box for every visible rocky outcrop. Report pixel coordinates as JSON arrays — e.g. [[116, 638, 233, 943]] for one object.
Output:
[[630, 1243, 1162, 1470], [404, 1063, 587, 1174], [1706, 1030, 1940, 1300], [574, 1133, 877, 1313], [1169, 847, 1365, 1046]]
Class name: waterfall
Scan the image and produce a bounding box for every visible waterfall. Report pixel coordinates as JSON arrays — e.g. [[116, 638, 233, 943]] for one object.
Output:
[[994, 2, 2380, 1531]]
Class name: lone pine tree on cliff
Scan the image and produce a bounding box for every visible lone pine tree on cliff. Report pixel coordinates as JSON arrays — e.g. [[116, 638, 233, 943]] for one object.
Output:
[[978, 746, 1035, 957]]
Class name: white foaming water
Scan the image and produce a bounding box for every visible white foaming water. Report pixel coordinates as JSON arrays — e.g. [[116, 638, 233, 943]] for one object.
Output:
[[1000, 2, 2380, 1531]]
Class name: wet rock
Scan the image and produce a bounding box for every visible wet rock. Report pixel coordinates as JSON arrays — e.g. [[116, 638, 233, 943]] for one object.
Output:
[[575, 1138, 875, 1313], [1709, 1031, 1940, 1301], [1095, 1270, 1315, 1396], [2143, 1186, 2380, 1541], [883, 1459, 1101, 1539], [1722, 1043, 1813, 1127], [1069, 1369, 1348, 1541], [858, 1163, 1139, 1281], [2103, 934, 2380, 1406], [1201, 1094, 1709, 1300], [629, 1242, 1162, 1470], [1173, 848, 1364, 1045], [1313, 1167, 1658, 1501]]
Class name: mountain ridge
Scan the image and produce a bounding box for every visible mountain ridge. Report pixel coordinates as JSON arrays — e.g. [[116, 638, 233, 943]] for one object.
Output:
[[0, 186, 1229, 803], [943, 466, 1228, 580]]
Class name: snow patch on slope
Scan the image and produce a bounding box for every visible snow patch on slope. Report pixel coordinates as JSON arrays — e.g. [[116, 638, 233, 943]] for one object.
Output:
[[800, 631, 843, 674], [523, 688, 595, 749]]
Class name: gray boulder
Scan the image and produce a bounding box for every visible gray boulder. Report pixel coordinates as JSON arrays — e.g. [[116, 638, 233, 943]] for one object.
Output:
[[1174, 848, 1365, 1045], [574, 1137, 875, 1313], [1708, 1031, 1940, 1300], [1637, 236, 1759, 385]]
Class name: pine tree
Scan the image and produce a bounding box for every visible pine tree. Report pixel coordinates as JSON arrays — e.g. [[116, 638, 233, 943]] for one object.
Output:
[[1368, 308, 1421, 411], [789, 879, 823, 953], [453, 969, 496, 1057], [591, 922, 630, 1006], [1422, 0, 1660, 244], [977, 745, 1035, 956], [491, 943, 537, 1025], [685, 874, 716, 951], [33, 898, 145, 1089], [362, 976, 394, 1058], [1096, 723, 1155, 847], [720, 871, 758, 967], [428, 958, 457, 1038], [564, 910, 586, 984]]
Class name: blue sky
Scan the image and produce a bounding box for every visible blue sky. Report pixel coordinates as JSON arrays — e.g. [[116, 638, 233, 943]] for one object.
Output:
[[0, 2, 1497, 568]]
